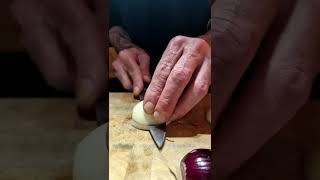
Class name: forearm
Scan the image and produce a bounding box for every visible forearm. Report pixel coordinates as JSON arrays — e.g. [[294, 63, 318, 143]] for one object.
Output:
[[109, 26, 137, 52]]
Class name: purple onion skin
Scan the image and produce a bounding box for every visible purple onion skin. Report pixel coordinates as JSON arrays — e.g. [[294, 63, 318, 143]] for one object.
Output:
[[181, 149, 212, 180]]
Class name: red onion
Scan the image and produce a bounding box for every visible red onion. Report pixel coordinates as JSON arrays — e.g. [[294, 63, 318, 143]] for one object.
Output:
[[180, 149, 212, 180]]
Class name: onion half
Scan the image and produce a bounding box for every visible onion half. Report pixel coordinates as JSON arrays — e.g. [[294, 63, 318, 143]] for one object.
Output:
[[180, 149, 212, 180]]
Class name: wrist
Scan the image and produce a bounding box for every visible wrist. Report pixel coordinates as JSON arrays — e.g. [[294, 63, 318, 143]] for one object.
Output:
[[116, 43, 138, 53], [109, 26, 138, 53]]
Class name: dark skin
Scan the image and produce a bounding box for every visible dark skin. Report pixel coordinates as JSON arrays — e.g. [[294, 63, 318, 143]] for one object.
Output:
[[212, 0, 320, 179]]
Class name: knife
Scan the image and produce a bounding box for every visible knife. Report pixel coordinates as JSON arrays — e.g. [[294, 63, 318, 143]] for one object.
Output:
[[149, 123, 166, 150], [135, 84, 167, 150]]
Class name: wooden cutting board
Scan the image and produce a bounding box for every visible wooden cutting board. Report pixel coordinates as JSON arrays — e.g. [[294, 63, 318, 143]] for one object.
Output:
[[109, 93, 211, 180]]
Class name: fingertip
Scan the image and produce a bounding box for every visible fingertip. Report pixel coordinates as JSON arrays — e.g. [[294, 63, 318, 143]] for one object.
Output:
[[133, 86, 140, 96], [153, 111, 166, 124], [143, 101, 155, 114]]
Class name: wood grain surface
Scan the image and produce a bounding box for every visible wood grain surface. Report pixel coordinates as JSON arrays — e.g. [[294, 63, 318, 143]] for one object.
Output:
[[109, 93, 211, 180]]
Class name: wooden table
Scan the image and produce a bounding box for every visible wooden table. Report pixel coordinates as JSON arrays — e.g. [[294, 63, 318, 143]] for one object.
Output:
[[109, 93, 211, 180]]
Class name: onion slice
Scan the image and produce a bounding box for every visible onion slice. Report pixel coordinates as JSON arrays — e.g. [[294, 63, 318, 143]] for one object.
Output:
[[181, 149, 212, 180]]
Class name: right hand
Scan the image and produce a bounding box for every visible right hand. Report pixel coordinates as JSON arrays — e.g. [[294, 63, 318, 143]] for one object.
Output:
[[11, 0, 108, 109], [112, 47, 151, 96]]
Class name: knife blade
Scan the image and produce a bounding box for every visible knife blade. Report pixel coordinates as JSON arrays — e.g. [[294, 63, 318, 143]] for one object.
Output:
[[149, 124, 166, 150], [135, 83, 167, 149]]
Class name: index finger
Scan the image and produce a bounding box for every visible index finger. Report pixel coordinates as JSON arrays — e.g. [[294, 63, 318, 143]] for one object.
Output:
[[123, 56, 144, 96], [143, 36, 184, 114], [153, 39, 208, 123]]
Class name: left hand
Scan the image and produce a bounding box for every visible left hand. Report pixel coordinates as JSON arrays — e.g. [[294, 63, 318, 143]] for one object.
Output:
[[143, 34, 211, 123]]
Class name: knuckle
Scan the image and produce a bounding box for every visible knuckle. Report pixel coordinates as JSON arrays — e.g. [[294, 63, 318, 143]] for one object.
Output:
[[118, 49, 130, 57], [170, 35, 186, 45], [283, 68, 311, 100], [142, 53, 150, 61], [112, 60, 120, 69], [171, 35, 186, 43], [131, 68, 142, 77], [111, 60, 117, 67], [170, 69, 190, 85], [273, 65, 312, 106], [185, 40, 208, 57], [155, 62, 171, 80], [158, 97, 171, 109], [193, 38, 207, 47], [164, 48, 181, 59], [149, 83, 163, 97], [157, 71, 168, 82], [194, 81, 209, 94], [139, 53, 150, 62], [184, 49, 203, 60]]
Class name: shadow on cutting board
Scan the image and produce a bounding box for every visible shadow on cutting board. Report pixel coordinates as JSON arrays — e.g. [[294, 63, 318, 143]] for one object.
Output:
[[166, 94, 211, 137]]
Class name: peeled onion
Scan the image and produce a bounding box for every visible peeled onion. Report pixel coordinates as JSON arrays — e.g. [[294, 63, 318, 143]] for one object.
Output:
[[131, 101, 161, 130], [180, 149, 212, 180]]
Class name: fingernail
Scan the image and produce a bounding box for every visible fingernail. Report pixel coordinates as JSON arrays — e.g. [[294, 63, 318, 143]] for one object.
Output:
[[133, 86, 139, 96], [76, 78, 95, 109], [154, 111, 166, 123], [144, 102, 155, 114]]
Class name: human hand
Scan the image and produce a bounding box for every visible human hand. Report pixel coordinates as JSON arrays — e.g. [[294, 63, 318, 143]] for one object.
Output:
[[212, 0, 320, 178], [11, 0, 108, 109], [143, 34, 211, 123], [112, 47, 151, 96]]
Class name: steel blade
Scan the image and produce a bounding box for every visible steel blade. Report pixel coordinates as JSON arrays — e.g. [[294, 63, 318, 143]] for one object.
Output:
[[149, 124, 166, 149]]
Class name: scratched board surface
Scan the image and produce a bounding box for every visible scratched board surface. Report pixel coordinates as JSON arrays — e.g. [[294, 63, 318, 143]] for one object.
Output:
[[109, 93, 211, 180]]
